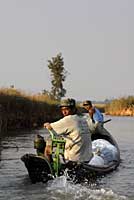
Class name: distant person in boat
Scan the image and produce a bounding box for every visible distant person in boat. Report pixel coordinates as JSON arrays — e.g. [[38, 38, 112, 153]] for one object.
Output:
[[82, 100, 104, 123], [44, 98, 93, 163], [82, 100, 105, 133]]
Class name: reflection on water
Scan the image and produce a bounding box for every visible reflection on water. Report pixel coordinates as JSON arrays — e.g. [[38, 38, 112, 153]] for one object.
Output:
[[0, 117, 134, 200]]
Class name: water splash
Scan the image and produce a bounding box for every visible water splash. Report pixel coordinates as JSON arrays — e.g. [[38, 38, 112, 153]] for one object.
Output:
[[46, 174, 128, 200]]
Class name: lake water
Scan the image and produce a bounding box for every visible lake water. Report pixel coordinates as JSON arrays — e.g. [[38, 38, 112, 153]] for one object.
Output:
[[0, 116, 134, 200]]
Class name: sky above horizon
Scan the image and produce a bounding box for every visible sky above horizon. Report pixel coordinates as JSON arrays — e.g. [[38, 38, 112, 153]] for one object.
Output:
[[0, 0, 133, 101]]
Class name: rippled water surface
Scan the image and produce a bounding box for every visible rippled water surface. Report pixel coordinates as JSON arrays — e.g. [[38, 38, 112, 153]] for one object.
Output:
[[0, 116, 134, 200]]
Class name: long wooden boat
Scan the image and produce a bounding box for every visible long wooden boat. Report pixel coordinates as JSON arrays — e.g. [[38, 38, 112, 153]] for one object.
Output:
[[21, 128, 120, 184]]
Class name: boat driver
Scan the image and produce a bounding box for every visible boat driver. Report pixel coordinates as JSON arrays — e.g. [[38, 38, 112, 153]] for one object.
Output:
[[44, 98, 93, 163]]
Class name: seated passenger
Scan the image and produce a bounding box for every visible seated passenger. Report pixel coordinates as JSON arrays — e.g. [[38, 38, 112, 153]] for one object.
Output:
[[82, 100, 113, 142], [83, 100, 104, 124]]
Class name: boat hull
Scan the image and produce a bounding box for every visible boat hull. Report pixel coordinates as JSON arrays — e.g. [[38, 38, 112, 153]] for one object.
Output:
[[21, 154, 53, 183], [21, 130, 120, 183]]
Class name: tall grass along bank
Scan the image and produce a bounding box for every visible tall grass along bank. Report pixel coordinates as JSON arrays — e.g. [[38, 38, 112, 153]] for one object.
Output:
[[0, 88, 61, 132]]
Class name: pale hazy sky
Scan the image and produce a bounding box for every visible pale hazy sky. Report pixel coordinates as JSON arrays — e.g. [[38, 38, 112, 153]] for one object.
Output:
[[0, 0, 133, 101]]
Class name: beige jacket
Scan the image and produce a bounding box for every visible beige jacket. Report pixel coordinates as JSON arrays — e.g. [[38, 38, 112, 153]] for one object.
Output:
[[51, 114, 92, 162]]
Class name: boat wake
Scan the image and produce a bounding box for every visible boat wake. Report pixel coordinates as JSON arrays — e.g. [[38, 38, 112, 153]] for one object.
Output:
[[46, 175, 128, 200]]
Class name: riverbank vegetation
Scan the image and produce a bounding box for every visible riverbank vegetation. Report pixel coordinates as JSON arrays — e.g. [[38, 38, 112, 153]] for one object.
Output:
[[0, 87, 62, 132], [105, 96, 134, 116], [0, 88, 134, 132]]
